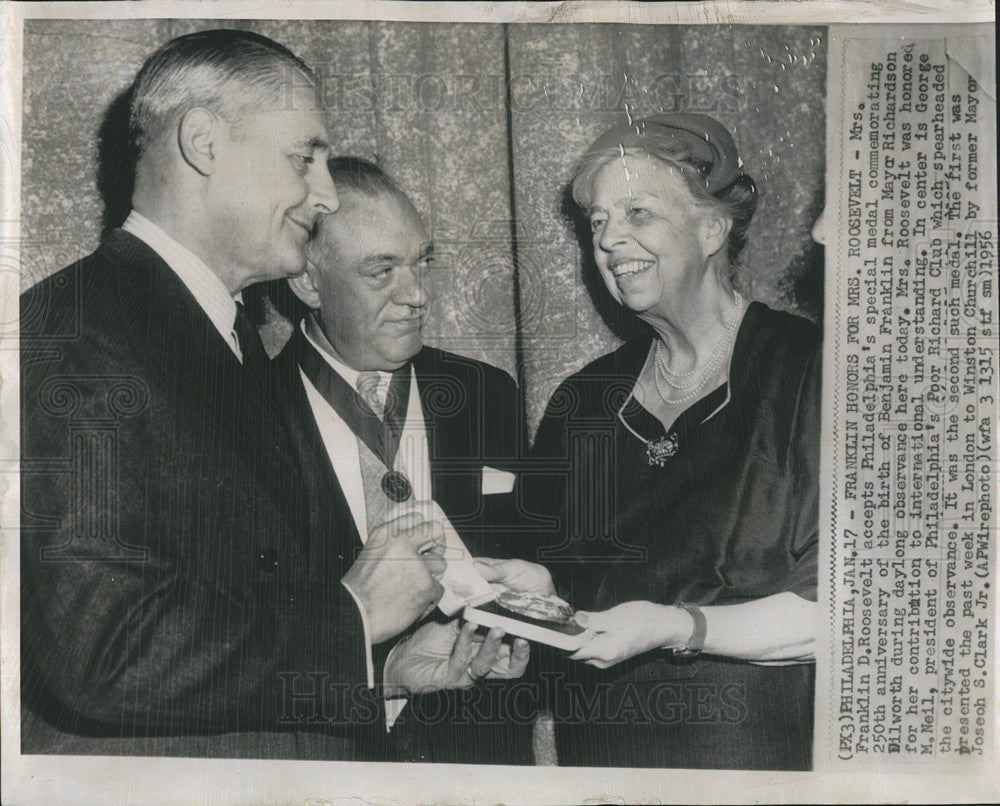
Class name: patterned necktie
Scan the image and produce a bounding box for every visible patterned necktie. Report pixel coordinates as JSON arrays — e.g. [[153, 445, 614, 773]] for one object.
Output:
[[355, 369, 413, 503], [233, 301, 268, 375], [296, 335, 413, 501], [356, 371, 385, 416]]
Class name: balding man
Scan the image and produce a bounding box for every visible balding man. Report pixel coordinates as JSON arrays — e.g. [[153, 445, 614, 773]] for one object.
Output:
[[273, 157, 536, 764], [20, 29, 451, 760]]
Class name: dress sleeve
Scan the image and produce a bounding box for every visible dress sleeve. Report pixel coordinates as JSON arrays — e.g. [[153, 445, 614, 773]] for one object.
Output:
[[782, 347, 822, 602]]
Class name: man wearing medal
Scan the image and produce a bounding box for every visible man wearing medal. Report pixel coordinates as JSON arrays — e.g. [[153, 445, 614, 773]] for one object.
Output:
[[20, 30, 481, 761], [274, 157, 534, 764]]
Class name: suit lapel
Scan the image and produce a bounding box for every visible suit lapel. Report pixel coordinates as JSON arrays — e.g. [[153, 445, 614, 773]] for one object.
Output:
[[274, 329, 362, 571], [412, 347, 478, 512], [106, 230, 301, 520]]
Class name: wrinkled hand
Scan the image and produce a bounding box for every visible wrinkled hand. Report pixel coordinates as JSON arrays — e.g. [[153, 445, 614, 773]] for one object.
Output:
[[342, 510, 447, 644], [384, 619, 530, 696], [570, 601, 690, 668], [474, 557, 556, 596]]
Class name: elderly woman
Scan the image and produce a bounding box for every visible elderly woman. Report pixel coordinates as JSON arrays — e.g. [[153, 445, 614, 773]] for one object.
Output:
[[525, 112, 820, 770]]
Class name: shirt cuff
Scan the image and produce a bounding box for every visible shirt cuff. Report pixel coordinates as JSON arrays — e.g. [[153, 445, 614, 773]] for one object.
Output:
[[382, 639, 409, 732], [340, 579, 375, 689], [384, 697, 409, 732]]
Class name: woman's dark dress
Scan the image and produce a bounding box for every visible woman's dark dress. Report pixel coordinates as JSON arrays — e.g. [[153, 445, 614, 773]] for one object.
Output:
[[526, 302, 821, 770]]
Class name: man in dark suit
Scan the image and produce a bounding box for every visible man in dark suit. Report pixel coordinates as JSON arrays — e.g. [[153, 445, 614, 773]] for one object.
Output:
[[20, 29, 487, 760], [275, 157, 536, 763]]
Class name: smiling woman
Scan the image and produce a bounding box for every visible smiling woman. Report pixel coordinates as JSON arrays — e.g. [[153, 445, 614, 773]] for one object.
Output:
[[524, 112, 821, 770], [587, 162, 720, 325]]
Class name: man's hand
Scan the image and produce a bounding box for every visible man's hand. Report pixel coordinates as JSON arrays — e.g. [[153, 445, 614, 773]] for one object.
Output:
[[384, 619, 530, 696], [474, 557, 556, 596], [569, 601, 689, 668], [342, 511, 447, 644]]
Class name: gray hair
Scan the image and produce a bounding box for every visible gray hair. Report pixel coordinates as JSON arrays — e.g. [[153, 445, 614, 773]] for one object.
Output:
[[325, 156, 410, 205], [571, 119, 758, 268], [308, 156, 419, 259], [128, 29, 317, 154]]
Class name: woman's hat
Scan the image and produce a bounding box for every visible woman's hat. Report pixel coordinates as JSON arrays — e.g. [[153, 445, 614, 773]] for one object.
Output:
[[585, 112, 740, 194]]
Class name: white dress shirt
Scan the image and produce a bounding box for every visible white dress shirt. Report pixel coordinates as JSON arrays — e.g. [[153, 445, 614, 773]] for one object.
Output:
[[298, 319, 432, 721], [122, 210, 246, 360], [298, 319, 433, 543]]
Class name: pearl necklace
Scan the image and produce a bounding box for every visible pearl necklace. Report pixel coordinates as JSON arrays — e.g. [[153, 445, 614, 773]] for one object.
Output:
[[651, 292, 745, 406]]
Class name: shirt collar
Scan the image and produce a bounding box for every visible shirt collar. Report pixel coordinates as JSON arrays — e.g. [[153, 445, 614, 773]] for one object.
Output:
[[122, 210, 242, 346], [301, 314, 394, 390]]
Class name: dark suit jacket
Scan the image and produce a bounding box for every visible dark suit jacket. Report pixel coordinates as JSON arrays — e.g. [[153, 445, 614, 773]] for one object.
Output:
[[274, 329, 535, 764], [20, 230, 387, 760], [524, 303, 819, 769], [274, 329, 529, 569]]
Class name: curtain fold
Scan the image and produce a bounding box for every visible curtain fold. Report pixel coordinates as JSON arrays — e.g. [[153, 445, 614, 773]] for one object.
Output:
[[21, 20, 825, 437], [506, 23, 826, 434]]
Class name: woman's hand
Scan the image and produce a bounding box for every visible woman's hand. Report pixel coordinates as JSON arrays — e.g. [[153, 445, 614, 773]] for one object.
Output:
[[570, 601, 691, 668], [384, 619, 530, 696], [474, 557, 556, 596], [570, 593, 817, 667]]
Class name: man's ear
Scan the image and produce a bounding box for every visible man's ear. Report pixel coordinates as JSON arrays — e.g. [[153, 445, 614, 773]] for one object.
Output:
[[288, 261, 322, 309], [177, 107, 219, 177], [699, 210, 733, 260]]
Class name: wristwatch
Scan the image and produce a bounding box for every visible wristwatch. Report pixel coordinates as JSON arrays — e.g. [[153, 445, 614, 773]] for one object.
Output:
[[672, 602, 707, 657]]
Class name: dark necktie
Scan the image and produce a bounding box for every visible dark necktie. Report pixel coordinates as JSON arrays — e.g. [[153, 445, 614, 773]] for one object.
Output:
[[233, 301, 268, 376]]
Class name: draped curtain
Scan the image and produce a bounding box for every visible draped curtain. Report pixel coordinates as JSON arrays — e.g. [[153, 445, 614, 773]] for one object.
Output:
[[21, 19, 826, 436]]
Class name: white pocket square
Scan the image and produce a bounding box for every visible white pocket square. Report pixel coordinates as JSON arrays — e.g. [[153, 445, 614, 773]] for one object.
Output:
[[481, 466, 516, 495]]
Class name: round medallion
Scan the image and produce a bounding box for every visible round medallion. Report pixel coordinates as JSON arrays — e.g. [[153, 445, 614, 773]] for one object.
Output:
[[381, 470, 413, 502]]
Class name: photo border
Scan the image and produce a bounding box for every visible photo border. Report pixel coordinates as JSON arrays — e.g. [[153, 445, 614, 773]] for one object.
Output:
[[2, 2, 996, 804]]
